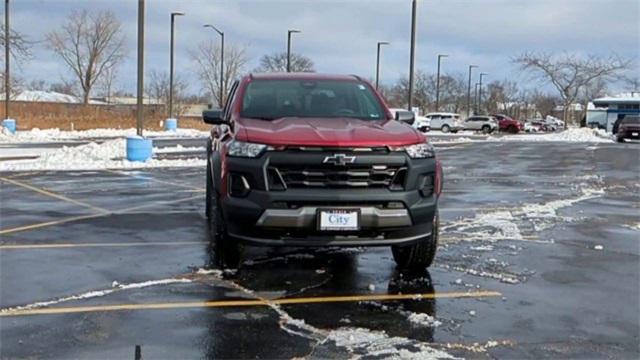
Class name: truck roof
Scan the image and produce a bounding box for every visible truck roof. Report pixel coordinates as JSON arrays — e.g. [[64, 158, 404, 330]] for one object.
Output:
[[248, 73, 362, 81]]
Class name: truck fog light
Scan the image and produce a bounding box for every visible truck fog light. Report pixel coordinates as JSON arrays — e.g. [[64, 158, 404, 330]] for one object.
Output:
[[229, 174, 250, 197]]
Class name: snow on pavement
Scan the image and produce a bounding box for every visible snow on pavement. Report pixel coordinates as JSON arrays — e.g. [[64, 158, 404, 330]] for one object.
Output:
[[0, 127, 208, 143], [0, 138, 205, 171]]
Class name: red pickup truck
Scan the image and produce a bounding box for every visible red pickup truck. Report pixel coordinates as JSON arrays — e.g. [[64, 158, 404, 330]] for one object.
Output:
[[492, 114, 524, 133], [203, 73, 443, 269]]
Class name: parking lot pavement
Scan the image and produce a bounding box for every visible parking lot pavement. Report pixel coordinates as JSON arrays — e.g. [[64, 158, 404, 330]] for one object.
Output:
[[1, 140, 639, 359]]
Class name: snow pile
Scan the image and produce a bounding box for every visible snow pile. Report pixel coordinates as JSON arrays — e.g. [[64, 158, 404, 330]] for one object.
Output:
[[153, 144, 205, 154], [0, 138, 206, 171], [326, 327, 455, 359], [0, 127, 208, 143], [498, 128, 613, 143]]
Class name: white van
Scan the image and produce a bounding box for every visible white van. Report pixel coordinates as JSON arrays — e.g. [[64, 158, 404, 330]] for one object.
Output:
[[425, 112, 463, 133]]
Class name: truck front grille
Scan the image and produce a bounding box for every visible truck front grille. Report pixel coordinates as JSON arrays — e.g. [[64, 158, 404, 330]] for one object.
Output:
[[270, 165, 405, 189]]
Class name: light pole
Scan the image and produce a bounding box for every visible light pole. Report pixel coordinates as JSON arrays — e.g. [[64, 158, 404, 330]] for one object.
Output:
[[466, 65, 477, 117], [286, 29, 300, 72], [375, 41, 389, 90], [4, 0, 10, 121], [407, 0, 417, 111], [478, 72, 488, 113], [435, 54, 448, 112], [136, 0, 145, 136], [168, 11, 184, 119], [474, 83, 480, 113], [204, 24, 224, 108]]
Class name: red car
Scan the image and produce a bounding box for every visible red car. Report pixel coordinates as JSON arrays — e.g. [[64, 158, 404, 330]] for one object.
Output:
[[492, 114, 524, 133], [203, 73, 442, 269]]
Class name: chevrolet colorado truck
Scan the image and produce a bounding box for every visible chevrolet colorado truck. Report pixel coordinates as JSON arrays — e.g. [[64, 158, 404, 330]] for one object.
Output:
[[203, 73, 442, 269]]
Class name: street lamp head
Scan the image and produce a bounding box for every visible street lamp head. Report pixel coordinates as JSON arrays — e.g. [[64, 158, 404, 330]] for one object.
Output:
[[288, 29, 301, 34], [438, 54, 449, 58], [171, 11, 185, 16], [203, 24, 223, 35], [378, 41, 390, 46], [470, 65, 478, 68]]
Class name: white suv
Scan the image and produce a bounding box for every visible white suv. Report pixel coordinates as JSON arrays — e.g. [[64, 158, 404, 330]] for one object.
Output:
[[425, 112, 463, 133]]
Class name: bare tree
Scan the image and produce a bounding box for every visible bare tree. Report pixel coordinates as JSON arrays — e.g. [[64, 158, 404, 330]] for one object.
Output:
[[513, 52, 631, 126], [98, 64, 118, 102], [486, 80, 520, 116], [0, 21, 32, 64], [190, 41, 249, 107], [46, 10, 126, 104], [146, 69, 189, 117], [387, 71, 435, 112], [256, 52, 314, 73]]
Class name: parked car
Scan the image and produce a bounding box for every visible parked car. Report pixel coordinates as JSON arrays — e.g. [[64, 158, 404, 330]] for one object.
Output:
[[390, 108, 430, 132], [203, 73, 443, 270], [491, 114, 524, 133], [616, 115, 640, 142], [425, 112, 463, 133], [462, 115, 498, 134], [526, 118, 554, 132]]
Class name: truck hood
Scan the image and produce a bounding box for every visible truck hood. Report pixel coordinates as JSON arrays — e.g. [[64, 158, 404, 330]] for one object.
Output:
[[237, 117, 423, 147]]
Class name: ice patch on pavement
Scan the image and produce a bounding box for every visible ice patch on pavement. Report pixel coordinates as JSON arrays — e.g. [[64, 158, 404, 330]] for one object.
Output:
[[405, 312, 443, 327], [0, 138, 205, 171], [442, 185, 606, 242], [0, 127, 207, 143], [0, 278, 193, 313], [325, 327, 455, 359]]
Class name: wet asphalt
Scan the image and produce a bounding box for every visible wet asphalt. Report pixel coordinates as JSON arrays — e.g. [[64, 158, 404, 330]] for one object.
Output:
[[0, 138, 639, 359]]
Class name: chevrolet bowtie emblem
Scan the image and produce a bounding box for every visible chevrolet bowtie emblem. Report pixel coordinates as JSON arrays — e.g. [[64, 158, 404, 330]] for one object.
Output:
[[323, 154, 356, 166]]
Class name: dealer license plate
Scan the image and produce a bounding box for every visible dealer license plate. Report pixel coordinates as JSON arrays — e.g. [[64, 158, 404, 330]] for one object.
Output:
[[318, 209, 360, 231]]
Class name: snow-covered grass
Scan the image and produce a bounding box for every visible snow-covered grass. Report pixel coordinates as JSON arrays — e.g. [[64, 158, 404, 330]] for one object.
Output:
[[0, 138, 205, 171], [0, 127, 208, 143]]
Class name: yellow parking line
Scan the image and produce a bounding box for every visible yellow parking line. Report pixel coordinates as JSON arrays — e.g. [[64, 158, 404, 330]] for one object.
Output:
[[103, 169, 204, 191], [0, 290, 501, 317], [114, 194, 204, 213], [0, 194, 205, 236], [0, 241, 206, 250], [0, 177, 109, 214], [0, 214, 106, 236]]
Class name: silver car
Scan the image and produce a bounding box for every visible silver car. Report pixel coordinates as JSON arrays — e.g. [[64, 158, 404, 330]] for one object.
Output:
[[462, 115, 498, 133], [425, 112, 463, 133]]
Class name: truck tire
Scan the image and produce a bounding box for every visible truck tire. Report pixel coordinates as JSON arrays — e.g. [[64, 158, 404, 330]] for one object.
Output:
[[617, 136, 625, 143], [207, 172, 243, 269], [392, 212, 439, 270], [481, 125, 491, 134], [441, 124, 450, 133]]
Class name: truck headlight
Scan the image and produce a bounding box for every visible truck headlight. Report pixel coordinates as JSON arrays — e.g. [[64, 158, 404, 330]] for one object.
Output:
[[392, 142, 435, 159], [227, 140, 270, 158]]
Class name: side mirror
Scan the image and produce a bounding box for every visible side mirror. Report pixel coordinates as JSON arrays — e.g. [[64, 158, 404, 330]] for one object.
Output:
[[203, 109, 227, 125], [395, 110, 415, 125]]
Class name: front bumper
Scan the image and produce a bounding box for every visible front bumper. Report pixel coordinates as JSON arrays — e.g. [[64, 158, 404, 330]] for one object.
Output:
[[221, 151, 439, 247]]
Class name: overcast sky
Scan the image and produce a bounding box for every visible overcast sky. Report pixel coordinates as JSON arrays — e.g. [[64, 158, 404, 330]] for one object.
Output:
[[9, 0, 640, 95]]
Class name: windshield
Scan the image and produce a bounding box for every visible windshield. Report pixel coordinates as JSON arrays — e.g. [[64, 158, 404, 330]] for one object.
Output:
[[621, 116, 640, 125], [241, 79, 386, 120]]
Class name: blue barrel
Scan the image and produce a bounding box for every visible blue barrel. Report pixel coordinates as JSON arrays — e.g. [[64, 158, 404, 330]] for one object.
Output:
[[2, 119, 16, 133], [165, 118, 178, 131], [126, 136, 153, 162]]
